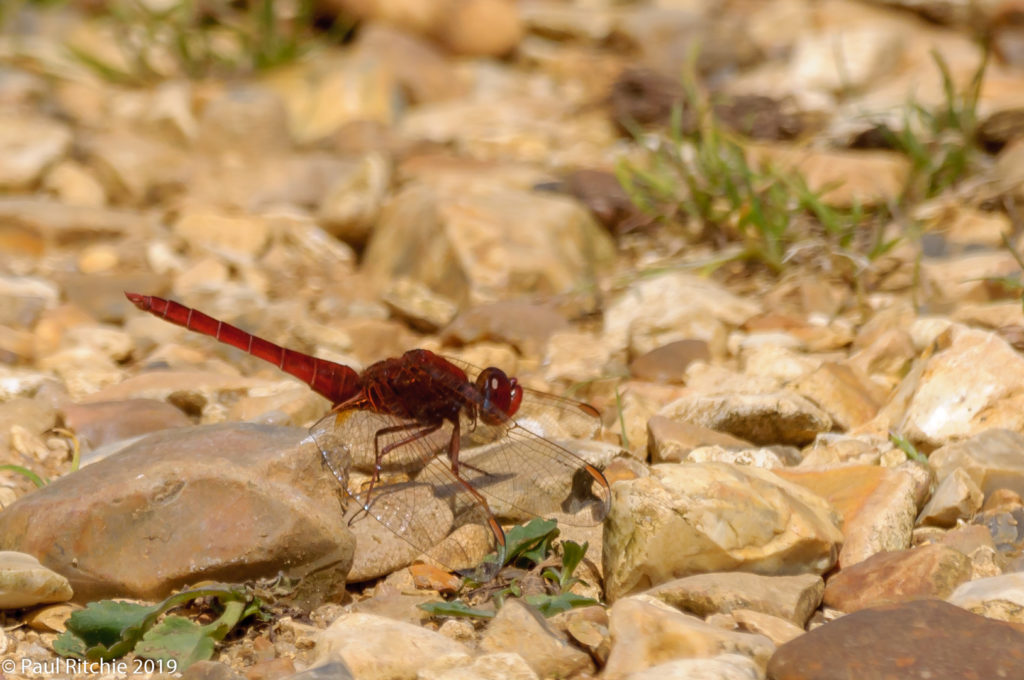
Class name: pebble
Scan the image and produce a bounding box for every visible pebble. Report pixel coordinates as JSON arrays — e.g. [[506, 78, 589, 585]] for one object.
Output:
[[314, 613, 473, 680], [0, 551, 73, 609], [645, 572, 824, 627], [822, 544, 973, 612], [660, 390, 833, 447], [603, 597, 773, 679], [478, 599, 592, 678]]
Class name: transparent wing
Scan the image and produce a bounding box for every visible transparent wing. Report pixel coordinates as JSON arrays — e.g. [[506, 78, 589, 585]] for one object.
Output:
[[457, 420, 611, 526], [311, 408, 504, 581]]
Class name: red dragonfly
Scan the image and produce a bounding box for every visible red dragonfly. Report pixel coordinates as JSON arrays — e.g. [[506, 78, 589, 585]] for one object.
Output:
[[124, 293, 611, 580]]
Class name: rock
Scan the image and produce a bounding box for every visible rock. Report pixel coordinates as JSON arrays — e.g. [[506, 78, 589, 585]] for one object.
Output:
[[727, 609, 804, 646], [195, 85, 291, 156], [646, 572, 824, 627], [478, 599, 592, 678], [362, 184, 615, 305], [61, 399, 192, 452], [823, 544, 972, 613], [604, 272, 761, 359], [948, 572, 1024, 622], [776, 465, 919, 568], [928, 428, 1024, 499], [0, 325, 32, 363], [173, 211, 272, 261], [262, 50, 399, 145], [621, 654, 763, 680], [228, 386, 328, 428], [0, 397, 58, 455], [922, 251, 1021, 304], [317, 152, 392, 246], [437, 0, 523, 57], [0, 367, 53, 402], [554, 168, 651, 236], [314, 612, 472, 680], [767, 599, 1024, 680], [683, 445, 788, 469], [798, 434, 891, 467], [349, 589, 437, 626], [917, 467, 983, 527], [0, 114, 72, 191], [56, 272, 168, 324], [0, 551, 73, 609], [629, 340, 712, 384], [787, 363, 881, 430], [972, 503, 1024, 561], [902, 328, 1024, 447], [76, 243, 120, 274], [80, 130, 189, 205], [379, 279, 458, 333], [603, 463, 842, 600], [343, 483, 459, 583], [419, 653, 539, 680], [542, 330, 614, 385], [659, 391, 832, 447], [42, 159, 107, 207], [603, 597, 773, 679], [747, 146, 910, 208], [441, 301, 569, 357], [0, 424, 353, 603], [24, 602, 75, 633], [551, 605, 609, 664], [0, 196, 147, 254], [185, 152, 356, 214], [285, 660, 355, 680], [789, 23, 903, 94], [37, 347, 127, 400], [0, 275, 59, 328], [647, 416, 754, 464], [53, 324, 134, 364], [79, 370, 274, 418], [351, 23, 464, 105], [847, 327, 916, 391]]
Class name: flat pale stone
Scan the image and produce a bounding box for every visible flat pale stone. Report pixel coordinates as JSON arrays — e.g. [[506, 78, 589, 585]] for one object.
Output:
[[0, 551, 73, 609], [604, 463, 842, 600], [316, 613, 472, 680]]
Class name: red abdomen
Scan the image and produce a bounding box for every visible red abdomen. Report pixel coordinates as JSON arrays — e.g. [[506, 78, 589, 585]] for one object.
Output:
[[125, 293, 360, 405]]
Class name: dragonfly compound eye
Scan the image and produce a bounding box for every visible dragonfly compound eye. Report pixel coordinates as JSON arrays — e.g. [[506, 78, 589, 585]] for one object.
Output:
[[477, 367, 523, 422]]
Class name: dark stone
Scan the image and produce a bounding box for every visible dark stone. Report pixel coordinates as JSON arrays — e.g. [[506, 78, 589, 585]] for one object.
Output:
[[768, 599, 1024, 680]]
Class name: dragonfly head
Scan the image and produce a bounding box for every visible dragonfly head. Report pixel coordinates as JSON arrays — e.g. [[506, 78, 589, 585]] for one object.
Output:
[[476, 367, 524, 423]]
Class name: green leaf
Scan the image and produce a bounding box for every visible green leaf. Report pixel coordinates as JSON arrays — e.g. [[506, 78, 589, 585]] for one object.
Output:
[[62, 600, 162, 659], [0, 464, 48, 487], [418, 601, 495, 619], [503, 518, 559, 567], [560, 541, 588, 582], [56, 586, 258, 663], [52, 630, 89, 658], [135, 615, 215, 671], [889, 431, 927, 463], [524, 593, 600, 617]]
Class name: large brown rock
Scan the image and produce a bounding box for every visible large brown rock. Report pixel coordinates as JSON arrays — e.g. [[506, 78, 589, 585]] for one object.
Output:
[[767, 599, 1024, 679], [0, 424, 353, 603]]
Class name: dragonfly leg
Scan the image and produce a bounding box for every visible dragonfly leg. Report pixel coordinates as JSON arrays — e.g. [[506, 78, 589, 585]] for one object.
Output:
[[444, 418, 507, 558], [349, 421, 444, 526]]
